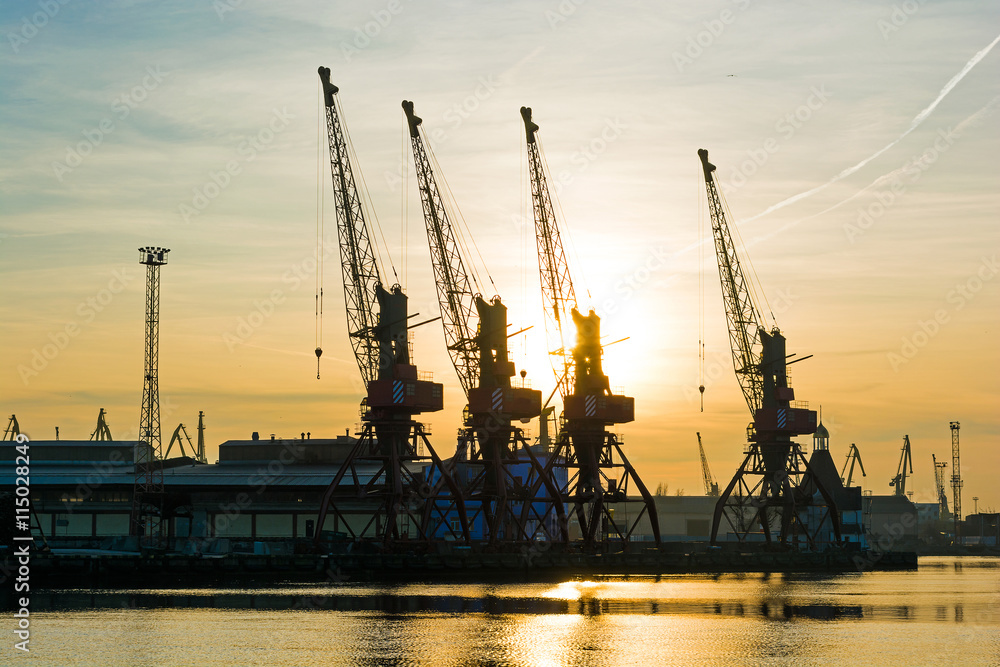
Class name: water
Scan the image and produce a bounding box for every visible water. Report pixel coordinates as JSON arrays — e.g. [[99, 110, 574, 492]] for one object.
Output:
[[12, 557, 999, 666]]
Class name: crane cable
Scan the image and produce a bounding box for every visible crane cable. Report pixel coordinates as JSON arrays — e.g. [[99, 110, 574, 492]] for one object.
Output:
[[401, 112, 408, 290], [315, 81, 325, 379], [536, 135, 588, 310], [698, 165, 705, 411], [718, 183, 776, 328], [334, 94, 399, 286], [423, 133, 495, 296]]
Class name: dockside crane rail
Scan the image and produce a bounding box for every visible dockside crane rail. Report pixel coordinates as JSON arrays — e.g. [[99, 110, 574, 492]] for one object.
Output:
[[840, 443, 866, 487], [889, 435, 913, 496], [698, 432, 719, 496], [697, 148, 838, 550]]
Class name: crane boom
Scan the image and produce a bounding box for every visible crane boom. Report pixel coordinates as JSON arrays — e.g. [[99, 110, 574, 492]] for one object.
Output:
[[933, 454, 950, 518], [318, 66, 382, 387], [521, 107, 577, 398], [698, 149, 764, 415], [890, 435, 913, 496], [698, 148, 835, 549], [697, 432, 719, 496], [402, 101, 479, 396], [520, 105, 657, 547], [840, 443, 866, 487]]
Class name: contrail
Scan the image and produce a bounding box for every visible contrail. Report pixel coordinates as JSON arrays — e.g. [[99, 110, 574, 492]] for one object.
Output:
[[737, 32, 1000, 225], [745, 95, 1000, 246]]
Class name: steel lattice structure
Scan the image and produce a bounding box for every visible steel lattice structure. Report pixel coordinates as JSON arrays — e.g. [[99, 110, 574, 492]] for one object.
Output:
[[522, 107, 577, 399], [698, 149, 840, 549], [521, 106, 660, 548], [131, 246, 169, 546], [700, 153, 764, 415], [402, 101, 564, 545], [321, 70, 382, 388], [950, 421, 962, 543], [314, 67, 469, 548], [403, 101, 479, 396]]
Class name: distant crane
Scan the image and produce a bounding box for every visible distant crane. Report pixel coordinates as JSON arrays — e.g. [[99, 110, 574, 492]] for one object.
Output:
[[314, 66, 469, 546], [950, 421, 962, 543], [196, 410, 207, 464], [889, 435, 913, 497], [165, 423, 195, 459], [697, 432, 719, 496], [402, 100, 564, 545], [840, 443, 866, 487], [698, 149, 839, 549], [89, 408, 113, 441], [3, 415, 20, 441], [521, 107, 660, 546], [131, 245, 169, 547], [933, 454, 950, 520]]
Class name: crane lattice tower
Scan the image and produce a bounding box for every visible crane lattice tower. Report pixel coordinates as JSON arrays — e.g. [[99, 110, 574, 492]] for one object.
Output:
[[950, 421, 962, 543]]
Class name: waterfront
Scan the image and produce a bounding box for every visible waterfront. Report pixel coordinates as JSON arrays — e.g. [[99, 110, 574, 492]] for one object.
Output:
[[8, 556, 997, 666]]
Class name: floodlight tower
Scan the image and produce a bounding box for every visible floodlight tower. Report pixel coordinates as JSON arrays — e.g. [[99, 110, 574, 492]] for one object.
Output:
[[950, 421, 962, 544], [131, 246, 170, 545]]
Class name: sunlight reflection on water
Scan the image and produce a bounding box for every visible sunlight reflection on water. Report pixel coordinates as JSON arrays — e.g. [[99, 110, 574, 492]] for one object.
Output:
[[18, 557, 1000, 666]]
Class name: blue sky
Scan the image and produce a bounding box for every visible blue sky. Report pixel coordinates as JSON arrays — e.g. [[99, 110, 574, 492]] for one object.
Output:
[[2, 0, 998, 510]]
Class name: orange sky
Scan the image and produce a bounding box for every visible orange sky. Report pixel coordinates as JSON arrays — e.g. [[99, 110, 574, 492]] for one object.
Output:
[[2, 3, 997, 513]]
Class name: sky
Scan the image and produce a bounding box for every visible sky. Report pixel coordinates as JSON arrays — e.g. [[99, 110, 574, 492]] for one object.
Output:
[[2, 0, 998, 514]]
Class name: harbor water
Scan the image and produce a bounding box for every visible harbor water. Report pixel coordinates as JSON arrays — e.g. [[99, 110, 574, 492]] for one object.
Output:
[[10, 556, 999, 666]]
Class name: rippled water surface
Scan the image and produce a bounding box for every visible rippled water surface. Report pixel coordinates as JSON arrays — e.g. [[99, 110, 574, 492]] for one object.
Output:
[[14, 556, 1000, 666]]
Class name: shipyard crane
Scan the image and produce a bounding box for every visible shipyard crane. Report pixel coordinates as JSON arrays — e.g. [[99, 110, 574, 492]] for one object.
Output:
[[164, 423, 195, 459], [840, 443, 866, 487], [3, 415, 20, 441], [698, 432, 720, 496], [89, 408, 113, 441], [402, 101, 565, 545], [932, 454, 950, 520], [889, 435, 913, 496], [698, 149, 840, 549], [313, 66, 469, 547], [521, 106, 660, 547]]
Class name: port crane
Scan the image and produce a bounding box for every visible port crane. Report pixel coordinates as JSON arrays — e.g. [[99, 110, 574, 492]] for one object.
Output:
[[521, 106, 660, 547], [3, 415, 21, 441], [313, 67, 469, 546], [840, 443, 866, 487], [89, 408, 113, 441], [698, 432, 719, 496], [889, 435, 913, 496], [402, 100, 565, 545], [698, 149, 840, 548], [932, 454, 950, 519]]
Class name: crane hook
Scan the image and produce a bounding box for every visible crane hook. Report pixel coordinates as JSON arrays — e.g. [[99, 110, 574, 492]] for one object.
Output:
[[315, 347, 323, 379]]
